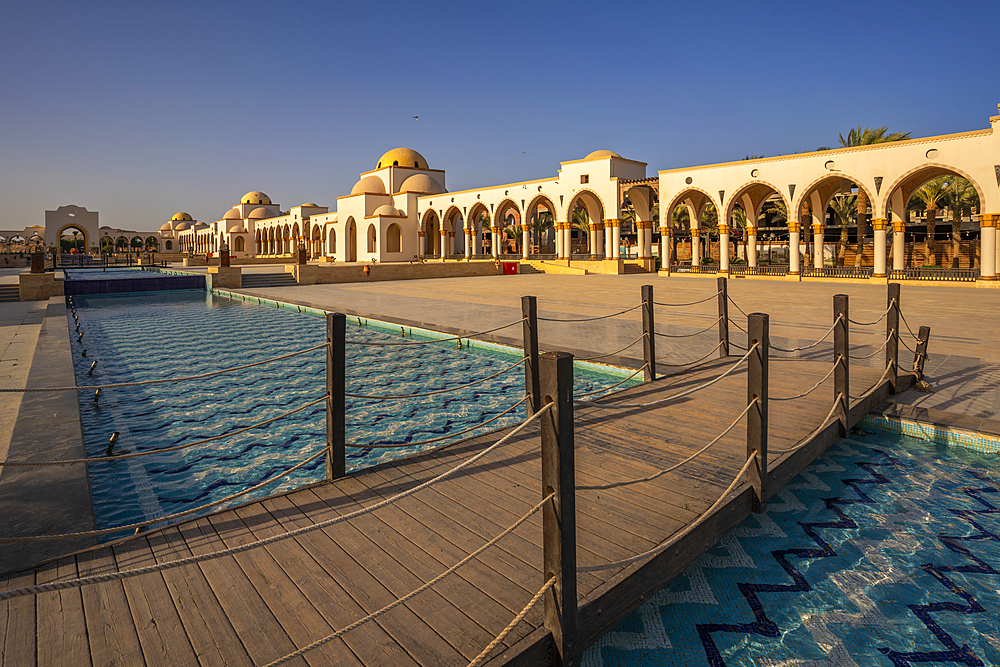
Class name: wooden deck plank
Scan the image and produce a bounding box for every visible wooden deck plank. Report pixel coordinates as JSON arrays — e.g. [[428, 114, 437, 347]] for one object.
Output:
[[77, 548, 144, 667], [35, 556, 90, 667], [1, 569, 36, 667], [111, 535, 200, 667]]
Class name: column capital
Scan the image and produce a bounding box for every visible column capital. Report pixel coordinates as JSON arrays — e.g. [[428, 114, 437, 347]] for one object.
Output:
[[418, 231, 425, 237], [892, 221, 906, 233], [746, 225, 756, 236], [871, 218, 888, 231], [439, 229, 447, 235], [980, 213, 1000, 228], [787, 220, 800, 234], [717, 224, 730, 235], [812, 223, 825, 234], [588, 223, 597, 231], [605, 218, 621, 228], [660, 226, 670, 235], [465, 228, 473, 235]]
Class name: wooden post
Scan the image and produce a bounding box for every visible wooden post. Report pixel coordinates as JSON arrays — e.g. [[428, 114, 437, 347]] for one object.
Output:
[[522, 296, 542, 417], [540, 352, 578, 666], [833, 295, 849, 436], [886, 283, 900, 393], [641, 284, 656, 382], [913, 326, 931, 380], [717, 276, 730, 358], [327, 313, 346, 480], [747, 313, 768, 513]]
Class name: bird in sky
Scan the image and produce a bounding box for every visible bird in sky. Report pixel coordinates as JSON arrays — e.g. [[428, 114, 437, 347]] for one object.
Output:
[[412, 116, 419, 121]]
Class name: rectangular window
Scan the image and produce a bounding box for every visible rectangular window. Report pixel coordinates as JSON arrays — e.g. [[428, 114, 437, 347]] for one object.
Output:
[[580, 175, 589, 184]]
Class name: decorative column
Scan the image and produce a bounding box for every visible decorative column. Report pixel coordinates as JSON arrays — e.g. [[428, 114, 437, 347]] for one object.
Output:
[[641, 222, 653, 259], [491, 226, 500, 259], [813, 223, 825, 269], [788, 221, 801, 275], [691, 227, 700, 267], [981, 214, 998, 280], [718, 223, 730, 273], [417, 230, 425, 258], [603, 220, 614, 257], [563, 223, 572, 259], [595, 221, 605, 259], [440, 229, 448, 259], [521, 224, 530, 259], [588, 223, 597, 255], [872, 218, 888, 277], [746, 225, 757, 267], [610, 219, 621, 259], [464, 227, 472, 260], [892, 220, 906, 271], [660, 226, 670, 268]]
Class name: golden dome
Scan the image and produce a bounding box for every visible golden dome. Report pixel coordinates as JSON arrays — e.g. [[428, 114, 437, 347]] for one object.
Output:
[[241, 191, 272, 205], [397, 174, 445, 194], [247, 207, 271, 219], [376, 148, 428, 170], [171, 211, 193, 221], [584, 150, 621, 160], [351, 175, 386, 195]]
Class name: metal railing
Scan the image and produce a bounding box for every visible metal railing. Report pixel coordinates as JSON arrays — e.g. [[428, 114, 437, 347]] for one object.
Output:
[[801, 266, 874, 279], [729, 264, 789, 276], [889, 267, 980, 282]]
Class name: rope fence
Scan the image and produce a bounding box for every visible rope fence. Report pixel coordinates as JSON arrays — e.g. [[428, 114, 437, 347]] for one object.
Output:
[[577, 332, 647, 362], [653, 290, 722, 308], [466, 578, 556, 667], [654, 316, 723, 338], [848, 302, 894, 327], [769, 315, 842, 353], [537, 302, 643, 322], [849, 332, 893, 360], [345, 317, 526, 347], [346, 357, 526, 401], [770, 361, 837, 401]]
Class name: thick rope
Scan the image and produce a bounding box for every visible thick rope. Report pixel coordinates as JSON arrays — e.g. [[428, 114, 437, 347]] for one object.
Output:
[[899, 335, 917, 353], [728, 317, 749, 334], [574, 364, 647, 400], [578, 399, 756, 491], [849, 364, 894, 401], [770, 395, 843, 455], [898, 308, 921, 340], [346, 357, 525, 401], [0, 343, 328, 393], [350, 396, 529, 449], [655, 316, 723, 338], [770, 361, 837, 401], [653, 290, 722, 308], [1, 447, 328, 543], [264, 494, 553, 667], [848, 302, 893, 327], [345, 318, 526, 347], [849, 332, 893, 360], [769, 315, 842, 353], [660, 340, 725, 367], [587, 345, 755, 410], [727, 295, 749, 318], [0, 405, 550, 601], [577, 454, 757, 573], [577, 332, 646, 361], [537, 302, 643, 322], [0, 396, 327, 467], [466, 577, 556, 667]]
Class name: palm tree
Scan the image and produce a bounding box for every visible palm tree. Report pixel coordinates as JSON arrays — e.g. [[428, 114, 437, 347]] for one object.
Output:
[[839, 126, 912, 266], [731, 206, 749, 262], [910, 177, 950, 265], [700, 203, 718, 263], [531, 211, 554, 253], [943, 177, 979, 268], [570, 206, 591, 255], [670, 205, 690, 263], [800, 201, 813, 267], [830, 194, 857, 266]]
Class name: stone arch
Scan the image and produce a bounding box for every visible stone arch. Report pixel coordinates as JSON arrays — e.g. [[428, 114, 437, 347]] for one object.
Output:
[[56, 224, 89, 252], [793, 171, 876, 220], [494, 198, 522, 227], [663, 187, 720, 229], [566, 189, 605, 223], [724, 180, 789, 224], [386, 223, 403, 253], [234, 236, 245, 252], [165, 240, 173, 251], [366, 224, 377, 254], [879, 162, 987, 220], [345, 217, 357, 262], [328, 229, 337, 255]]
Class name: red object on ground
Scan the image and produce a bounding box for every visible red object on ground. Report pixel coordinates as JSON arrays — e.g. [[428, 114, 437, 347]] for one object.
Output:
[[502, 262, 518, 275]]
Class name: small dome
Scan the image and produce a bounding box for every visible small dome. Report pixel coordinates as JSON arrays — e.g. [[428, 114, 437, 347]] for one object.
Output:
[[376, 148, 428, 170], [248, 207, 271, 219], [159, 222, 173, 231], [171, 211, 193, 221], [193, 222, 209, 230], [173, 222, 191, 231], [397, 174, 445, 194], [584, 149, 621, 160], [223, 208, 242, 220], [227, 224, 247, 234], [351, 175, 386, 195], [301, 202, 319, 207], [373, 204, 404, 217], [241, 191, 272, 205]]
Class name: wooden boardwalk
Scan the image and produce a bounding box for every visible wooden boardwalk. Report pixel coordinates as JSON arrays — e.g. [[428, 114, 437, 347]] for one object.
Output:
[[0, 350, 901, 667]]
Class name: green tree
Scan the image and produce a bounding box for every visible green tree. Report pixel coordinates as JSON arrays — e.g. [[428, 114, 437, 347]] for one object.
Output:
[[910, 177, 950, 265], [531, 211, 554, 253], [943, 177, 979, 267], [839, 126, 912, 266], [830, 194, 857, 266]]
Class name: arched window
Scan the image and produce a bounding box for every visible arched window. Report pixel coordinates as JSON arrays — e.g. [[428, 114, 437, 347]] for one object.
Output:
[[367, 224, 377, 253], [165, 241, 173, 250], [234, 237, 245, 252], [386, 224, 402, 252], [329, 230, 336, 254]]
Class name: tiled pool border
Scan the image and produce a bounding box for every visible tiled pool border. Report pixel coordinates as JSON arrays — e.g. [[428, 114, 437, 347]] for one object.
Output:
[[861, 413, 1000, 454], [209, 287, 640, 380]]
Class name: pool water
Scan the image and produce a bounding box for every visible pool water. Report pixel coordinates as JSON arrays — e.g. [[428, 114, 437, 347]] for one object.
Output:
[[583, 429, 1000, 666], [69, 290, 636, 538]]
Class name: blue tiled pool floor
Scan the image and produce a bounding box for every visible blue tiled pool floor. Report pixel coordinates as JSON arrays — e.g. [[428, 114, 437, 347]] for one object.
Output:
[[583, 430, 1000, 666]]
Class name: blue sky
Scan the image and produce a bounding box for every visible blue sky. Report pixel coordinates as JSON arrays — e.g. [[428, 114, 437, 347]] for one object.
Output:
[[2, 0, 998, 230]]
